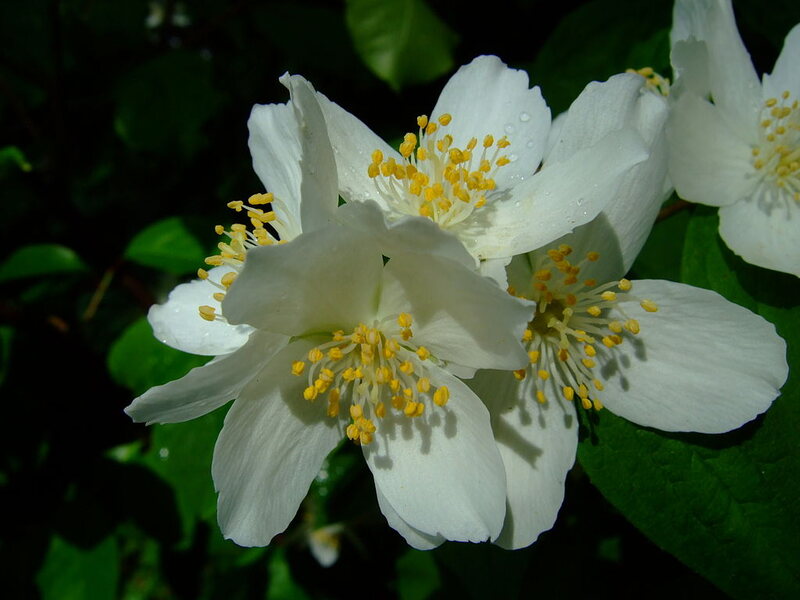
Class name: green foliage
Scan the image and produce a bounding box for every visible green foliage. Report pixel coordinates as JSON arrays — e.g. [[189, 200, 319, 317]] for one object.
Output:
[[0, 244, 87, 282], [266, 548, 311, 600], [345, 0, 458, 91], [579, 208, 800, 599], [36, 536, 119, 600], [396, 549, 441, 600], [124, 216, 206, 275], [107, 317, 208, 396], [0, 146, 32, 174]]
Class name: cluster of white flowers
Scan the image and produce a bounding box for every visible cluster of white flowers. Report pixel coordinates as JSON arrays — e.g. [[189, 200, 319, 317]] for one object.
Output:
[[126, 0, 790, 554]]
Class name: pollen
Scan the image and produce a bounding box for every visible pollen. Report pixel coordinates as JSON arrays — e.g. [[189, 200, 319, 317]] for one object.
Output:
[[752, 92, 800, 206], [290, 315, 451, 445]]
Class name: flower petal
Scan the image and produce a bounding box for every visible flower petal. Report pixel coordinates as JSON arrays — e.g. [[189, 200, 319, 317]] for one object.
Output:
[[125, 331, 287, 424], [600, 280, 787, 433], [718, 198, 800, 277], [212, 339, 342, 546], [374, 486, 444, 550], [466, 128, 648, 260], [671, 0, 761, 132], [223, 226, 384, 335], [468, 369, 578, 550], [316, 92, 399, 207], [430, 55, 551, 189], [379, 251, 531, 371], [667, 93, 757, 207], [362, 367, 507, 542], [763, 24, 800, 100], [149, 266, 254, 356]]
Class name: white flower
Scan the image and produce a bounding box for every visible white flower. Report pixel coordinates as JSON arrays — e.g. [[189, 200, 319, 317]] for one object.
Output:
[[129, 225, 534, 547], [668, 0, 800, 276], [316, 55, 649, 279], [467, 79, 789, 548]]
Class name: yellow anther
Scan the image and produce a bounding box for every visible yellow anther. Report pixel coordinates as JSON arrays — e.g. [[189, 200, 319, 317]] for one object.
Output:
[[251, 192, 274, 205], [197, 268, 209, 280], [291, 361, 306, 376], [609, 321, 623, 333], [227, 200, 244, 212], [367, 163, 380, 178], [602, 336, 616, 348], [417, 377, 431, 393], [349, 404, 363, 420], [522, 329, 533, 342], [198, 305, 216, 321], [563, 386, 575, 402], [328, 347, 344, 360], [416, 346, 431, 360], [483, 134, 494, 148], [404, 401, 419, 417], [592, 398, 604, 411], [496, 156, 510, 166], [513, 369, 526, 380], [438, 113, 452, 126], [221, 272, 237, 288], [204, 256, 223, 266], [419, 203, 433, 218], [641, 299, 659, 312], [581, 397, 593, 410], [399, 360, 414, 375], [303, 386, 318, 401], [578, 383, 589, 399], [618, 279, 632, 291], [417, 115, 428, 128], [601, 291, 617, 302], [584, 345, 596, 357], [537, 369, 550, 380], [625, 319, 640, 334], [398, 313, 412, 328], [584, 278, 597, 288], [558, 348, 569, 361], [535, 390, 546, 404], [593, 379, 604, 391], [610, 335, 623, 345], [534, 269, 552, 281], [359, 431, 373, 445], [215, 225, 225, 235], [421, 387, 445, 409], [308, 348, 324, 363], [528, 350, 540, 363], [497, 136, 510, 148], [587, 251, 600, 261], [466, 137, 477, 150], [582, 358, 596, 369], [346, 423, 359, 441], [565, 294, 577, 306], [374, 401, 386, 418], [213, 292, 225, 302], [587, 306, 602, 317]]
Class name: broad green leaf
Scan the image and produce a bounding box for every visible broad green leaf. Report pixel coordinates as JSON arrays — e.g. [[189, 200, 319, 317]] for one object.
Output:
[[141, 408, 226, 543], [0, 145, 32, 174], [266, 547, 311, 600], [114, 50, 221, 156], [345, 0, 457, 91], [124, 216, 205, 275], [529, 0, 671, 114], [396, 549, 440, 600], [0, 326, 12, 387], [0, 243, 87, 282], [107, 317, 208, 396], [579, 208, 800, 599], [630, 200, 692, 281], [36, 535, 119, 600]]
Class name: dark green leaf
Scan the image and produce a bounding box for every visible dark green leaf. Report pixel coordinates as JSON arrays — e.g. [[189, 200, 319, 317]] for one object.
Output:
[[36, 535, 119, 600], [124, 216, 205, 275], [266, 547, 311, 600], [345, 0, 457, 91], [0, 326, 12, 387], [396, 549, 440, 600], [579, 207, 800, 599], [107, 316, 208, 396], [0, 145, 32, 174], [0, 244, 87, 282], [630, 200, 692, 281]]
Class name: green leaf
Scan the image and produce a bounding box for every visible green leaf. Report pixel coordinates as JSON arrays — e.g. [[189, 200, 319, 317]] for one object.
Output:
[[630, 199, 691, 281], [36, 535, 119, 600], [345, 0, 457, 91], [107, 317, 208, 396], [529, 0, 672, 114], [0, 243, 87, 282], [124, 216, 205, 275], [266, 547, 311, 600], [396, 549, 441, 600], [0, 145, 32, 174], [114, 50, 221, 156], [579, 207, 800, 599], [141, 408, 226, 543]]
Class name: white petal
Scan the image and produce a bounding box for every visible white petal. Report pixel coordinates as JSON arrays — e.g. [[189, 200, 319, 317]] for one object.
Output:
[[223, 226, 384, 335], [280, 74, 339, 233], [430, 55, 551, 188], [379, 251, 531, 371], [125, 331, 287, 424], [149, 266, 254, 356], [478, 256, 512, 289], [763, 24, 800, 100], [335, 200, 476, 270], [212, 339, 342, 546], [599, 280, 787, 433], [466, 128, 648, 260], [671, 0, 761, 131], [374, 487, 444, 550], [316, 92, 399, 207], [363, 368, 506, 542], [670, 39, 710, 98], [667, 93, 758, 207], [718, 197, 800, 277], [468, 369, 578, 550]]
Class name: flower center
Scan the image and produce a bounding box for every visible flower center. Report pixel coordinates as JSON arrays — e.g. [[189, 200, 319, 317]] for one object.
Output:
[[366, 114, 512, 228], [197, 192, 298, 323], [508, 245, 658, 411], [625, 66, 670, 97], [290, 313, 450, 445], [752, 91, 800, 204]]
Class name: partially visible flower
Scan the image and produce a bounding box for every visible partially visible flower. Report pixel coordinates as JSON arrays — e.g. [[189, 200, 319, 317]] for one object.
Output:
[[467, 76, 788, 548], [668, 0, 800, 276], [129, 225, 533, 547], [316, 55, 649, 280], [307, 523, 344, 568]]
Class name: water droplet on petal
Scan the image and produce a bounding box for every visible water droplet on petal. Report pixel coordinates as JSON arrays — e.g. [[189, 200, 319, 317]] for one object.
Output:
[[504, 123, 515, 134], [519, 112, 531, 122], [509, 153, 518, 162], [526, 140, 535, 148]]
